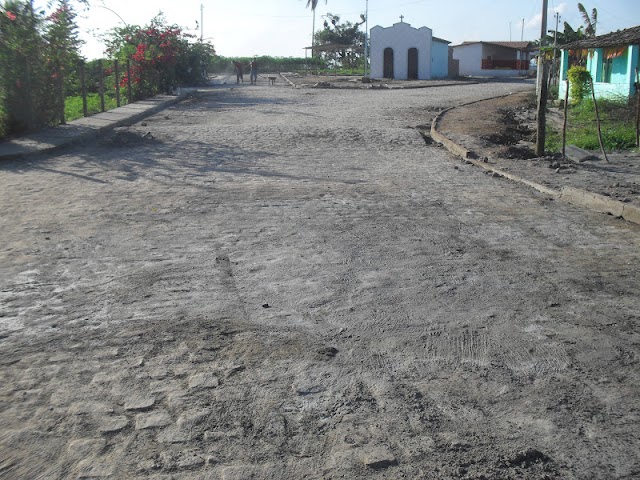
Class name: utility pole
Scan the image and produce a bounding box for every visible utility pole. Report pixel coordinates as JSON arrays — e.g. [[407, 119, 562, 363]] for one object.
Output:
[[552, 12, 560, 85], [521, 18, 525, 41], [311, 9, 316, 59], [200, 4, 204, 41], [536, 0, 549, 157], [364, 0, 369, 78]]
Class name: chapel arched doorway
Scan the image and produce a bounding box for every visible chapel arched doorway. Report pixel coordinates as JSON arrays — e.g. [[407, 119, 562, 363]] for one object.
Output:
[[383, 48, 394, 79], [408, 48, 419, 79]]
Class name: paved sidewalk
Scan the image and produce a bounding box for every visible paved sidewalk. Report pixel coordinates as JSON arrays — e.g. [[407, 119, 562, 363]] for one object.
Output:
[[0, 92, 193, 160]]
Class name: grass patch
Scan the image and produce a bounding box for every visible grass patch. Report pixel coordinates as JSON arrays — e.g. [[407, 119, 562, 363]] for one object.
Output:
[[548, 98, 638, 153], [64, 94, 121, 122]]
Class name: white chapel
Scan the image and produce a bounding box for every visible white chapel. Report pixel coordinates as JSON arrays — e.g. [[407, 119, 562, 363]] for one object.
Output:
[[369, 18, 450, 80]]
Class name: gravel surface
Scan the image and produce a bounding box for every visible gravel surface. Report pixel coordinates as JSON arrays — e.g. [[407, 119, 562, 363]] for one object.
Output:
[[1, 80, 639, 479]]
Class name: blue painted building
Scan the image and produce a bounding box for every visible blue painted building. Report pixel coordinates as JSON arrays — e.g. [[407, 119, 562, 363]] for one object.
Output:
[[559, 25, 640, 100]]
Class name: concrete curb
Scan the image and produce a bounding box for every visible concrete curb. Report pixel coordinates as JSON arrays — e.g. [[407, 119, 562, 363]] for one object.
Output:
[[431, 100, 640, 226], [559, 186, 640, 225], [0, 90, 194, 160], [278, 73, 480, 90]]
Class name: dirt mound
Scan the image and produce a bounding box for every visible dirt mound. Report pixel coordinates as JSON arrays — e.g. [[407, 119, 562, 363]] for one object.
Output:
[[436, 91, 640, 209], [99, 128, 158, 147]]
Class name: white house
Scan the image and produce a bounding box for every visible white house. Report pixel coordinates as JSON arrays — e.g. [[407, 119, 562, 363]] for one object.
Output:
[[452, 41, 534, 77], [369, 20, 449, 80]]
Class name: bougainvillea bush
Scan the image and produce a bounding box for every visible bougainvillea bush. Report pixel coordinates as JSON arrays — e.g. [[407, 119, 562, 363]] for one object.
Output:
[[0, 4, 213, 139], [105, 14, 215, 100]]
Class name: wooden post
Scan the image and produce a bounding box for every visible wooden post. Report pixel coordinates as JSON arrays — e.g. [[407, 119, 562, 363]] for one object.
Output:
[[25, 58, 35, 131], [562, 80, 569, 159], [535, 0, 549, 157], [99, 60, 105, 112], [80, 61, 88, 117], [115, 60, 121, 107], [58, 70, 66, 125], [589, 76, 610, 163], [635, 67, 640, 147], [127, 59, 132, 103]]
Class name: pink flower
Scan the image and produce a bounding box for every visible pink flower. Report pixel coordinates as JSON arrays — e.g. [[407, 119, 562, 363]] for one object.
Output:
[[6, 11, 17, 20]]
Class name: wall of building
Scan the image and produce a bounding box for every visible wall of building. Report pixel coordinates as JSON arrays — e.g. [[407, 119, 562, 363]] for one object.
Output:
[[431, 41, 450, 78], [452, 43, 482, 76], [559, 45, 639, 100], [370, 23, 432, 80], [453, 43, 529, 77]]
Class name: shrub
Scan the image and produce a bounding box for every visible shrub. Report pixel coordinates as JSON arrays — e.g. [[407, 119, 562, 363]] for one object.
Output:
[[104, 13, 215, 100], [567, 65, 591, 103], [0, 0, 83, 136]]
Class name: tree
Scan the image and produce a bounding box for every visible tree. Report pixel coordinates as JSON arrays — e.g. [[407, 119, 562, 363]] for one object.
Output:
[[313, 13, 365, 69], [577, 3, 597, 37], [553, 22, 585, 45], [104, 13, 215, 99], [1, 0, 44, 132], [44, 0, 83, 123], [306, 0, 326, 11], [1, 0, 86, 135]]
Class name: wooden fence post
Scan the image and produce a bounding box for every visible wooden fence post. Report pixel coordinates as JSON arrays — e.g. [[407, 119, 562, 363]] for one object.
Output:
[[25, 58, 35, 131], [58, 70, 66, 125], [562, 79, 569, 159], [80, 61, 88, 117], [115, 60, 121, 107], [99, 59, 105, 112], [635, 67, 639, 148], [588, 76, 610, 163], [127, 59, 132, 102]]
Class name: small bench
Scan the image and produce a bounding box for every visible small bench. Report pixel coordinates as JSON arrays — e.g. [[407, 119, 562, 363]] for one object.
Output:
[[268, 76, 277, 86]]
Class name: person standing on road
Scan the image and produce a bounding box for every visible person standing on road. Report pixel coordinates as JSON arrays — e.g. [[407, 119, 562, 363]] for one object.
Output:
[[233, 61, 244, 84], [249, 58, 258, 85]]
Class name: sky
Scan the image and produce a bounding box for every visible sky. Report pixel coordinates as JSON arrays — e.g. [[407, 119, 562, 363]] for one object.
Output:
[[52, 0, 640, 60]]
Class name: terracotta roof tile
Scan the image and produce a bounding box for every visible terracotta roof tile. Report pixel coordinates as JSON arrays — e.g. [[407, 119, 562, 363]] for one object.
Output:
[[563, 25, 640, 49]]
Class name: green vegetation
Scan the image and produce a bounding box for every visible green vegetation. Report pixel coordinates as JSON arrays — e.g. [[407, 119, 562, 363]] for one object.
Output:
[[1, 3, 214, 141], [64, 94, 119, 122], [1, 0, 85, 136], [0, 86, 6, 138], [209, 55, 324, 75], [104, 13, 215, 101], [567, 65, 591, 103], [547, 98, 638, 152]]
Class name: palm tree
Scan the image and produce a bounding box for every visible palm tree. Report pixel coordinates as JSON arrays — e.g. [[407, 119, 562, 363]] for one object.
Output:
[[306, 0, 326, 10], [577, 3, 597, 37]]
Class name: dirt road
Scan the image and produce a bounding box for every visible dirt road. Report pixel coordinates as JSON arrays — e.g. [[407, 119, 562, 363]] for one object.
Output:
[[1, 81, 639, 479]]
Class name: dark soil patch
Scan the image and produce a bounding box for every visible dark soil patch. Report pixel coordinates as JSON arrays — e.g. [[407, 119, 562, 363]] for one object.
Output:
[[496, 144, 537, 159]]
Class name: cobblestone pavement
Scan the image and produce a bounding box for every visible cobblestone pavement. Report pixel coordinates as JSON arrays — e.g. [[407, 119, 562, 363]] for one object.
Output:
[[1, 81, 639, 479]]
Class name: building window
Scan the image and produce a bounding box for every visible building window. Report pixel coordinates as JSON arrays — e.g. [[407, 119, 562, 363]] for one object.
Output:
[[600, 46, 627, 83]]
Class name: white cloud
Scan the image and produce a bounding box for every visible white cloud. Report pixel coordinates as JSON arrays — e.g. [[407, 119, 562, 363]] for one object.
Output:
[[525, 13, 541, 31], [553, 2, 568, 15], [525, 2, 567, 33]]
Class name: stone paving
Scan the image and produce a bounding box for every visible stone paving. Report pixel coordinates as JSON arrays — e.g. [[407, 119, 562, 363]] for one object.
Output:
[[1, 80, 639, 479]]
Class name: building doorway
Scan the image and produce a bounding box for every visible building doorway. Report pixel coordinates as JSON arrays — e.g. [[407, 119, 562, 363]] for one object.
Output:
[[383, 48, 394, 78], [408, 48, 418, 79]]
